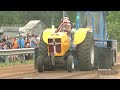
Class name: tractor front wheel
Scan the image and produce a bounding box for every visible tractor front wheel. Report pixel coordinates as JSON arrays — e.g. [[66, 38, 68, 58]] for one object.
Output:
[[67, 55, 74, 72]]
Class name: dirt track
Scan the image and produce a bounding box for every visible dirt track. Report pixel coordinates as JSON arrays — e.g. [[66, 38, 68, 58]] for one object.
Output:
[[0, 52, 120, 79]]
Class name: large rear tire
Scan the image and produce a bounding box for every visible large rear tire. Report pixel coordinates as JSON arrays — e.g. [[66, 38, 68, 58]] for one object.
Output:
[[76, 32, 95, 71], [39, 33, 48, 57], [38, 33, 55, 71], [37, 56, 44, 72], [38, 33, 49, 71]]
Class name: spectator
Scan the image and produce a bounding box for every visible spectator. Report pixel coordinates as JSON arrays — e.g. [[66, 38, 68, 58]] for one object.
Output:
[[2, 36, 6, 43], [6, 36, 13, 49], [30, 34, 38, 48], [9, 35, 13, 45], [12, 37, 19, 61], [17, 35, 25, 63], [13, 37, 18, 49], [2, 42, 7, 50], [18, 35, 25, 48], [0, 41, 3, 50], [25, 38, 30, 48], [0, 41, 5, 62]]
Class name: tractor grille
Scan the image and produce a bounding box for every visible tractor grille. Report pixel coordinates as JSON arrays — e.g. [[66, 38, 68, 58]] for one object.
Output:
[[48, 38, 61, 53], [48, 39, 54, 53], [48, 39, 53, 43], [55, 38, 61, 53], [55, 38, 61, 43]]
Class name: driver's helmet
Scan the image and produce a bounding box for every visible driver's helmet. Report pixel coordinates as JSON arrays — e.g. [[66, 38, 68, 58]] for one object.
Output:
[[61, 17, 70, 23]]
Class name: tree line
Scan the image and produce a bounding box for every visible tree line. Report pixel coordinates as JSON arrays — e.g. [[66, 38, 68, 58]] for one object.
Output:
[[0, 11, 76, 28], [0, 11, 119, 42]]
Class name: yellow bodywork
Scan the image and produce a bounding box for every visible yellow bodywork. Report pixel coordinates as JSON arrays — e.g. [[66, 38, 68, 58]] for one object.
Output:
[[48, 32, 70, 56], [73, 28, 91, 45], [42, 27, 91, 57], [43, 28, 57, 44]]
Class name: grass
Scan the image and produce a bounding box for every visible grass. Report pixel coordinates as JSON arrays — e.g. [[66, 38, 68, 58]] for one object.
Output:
[[0, 60, 34, 67]]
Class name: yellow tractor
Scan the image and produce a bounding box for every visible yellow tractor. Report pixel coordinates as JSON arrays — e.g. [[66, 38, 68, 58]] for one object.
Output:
[[35, 11, 117, 72], [37, 26, 94, 72]]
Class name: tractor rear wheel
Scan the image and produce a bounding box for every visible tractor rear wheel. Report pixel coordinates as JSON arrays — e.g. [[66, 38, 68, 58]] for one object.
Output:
[[37, 56, 44, 72], [39, 33, 48, 57], [76, 32, 95, 71], [38, 33, 49, 71], [38, 33, 56, 71]]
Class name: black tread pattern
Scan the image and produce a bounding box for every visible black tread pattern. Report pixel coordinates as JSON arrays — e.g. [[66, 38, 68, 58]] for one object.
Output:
[[76, 32, 94, 71], [38, 33, 54, 71], [38, 33, 48, 71], [37, 56, 44, 72], [67, 55, 73, 72], [39, 33, 48, 57]]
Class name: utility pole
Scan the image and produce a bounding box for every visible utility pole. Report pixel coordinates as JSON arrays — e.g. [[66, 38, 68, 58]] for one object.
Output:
[[63, 11, 65, 18], [76, 11, 80, 30], [51, 12, 55, 29], [63, 11, 68, 18], [51, 15, 53, 26]]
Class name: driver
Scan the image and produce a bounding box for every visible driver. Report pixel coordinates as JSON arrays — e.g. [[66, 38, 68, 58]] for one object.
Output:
[[56, 17, 72, 36]]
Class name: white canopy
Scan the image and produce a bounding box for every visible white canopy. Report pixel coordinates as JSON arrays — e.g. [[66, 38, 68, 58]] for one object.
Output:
[[19, 20, 40, 33]]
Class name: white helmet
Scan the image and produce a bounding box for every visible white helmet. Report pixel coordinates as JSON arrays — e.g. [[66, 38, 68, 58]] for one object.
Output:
[[63, 17, 69, 20]]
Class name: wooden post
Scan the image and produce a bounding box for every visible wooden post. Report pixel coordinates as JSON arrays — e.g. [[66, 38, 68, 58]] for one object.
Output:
[[5, 56, 9, 65]]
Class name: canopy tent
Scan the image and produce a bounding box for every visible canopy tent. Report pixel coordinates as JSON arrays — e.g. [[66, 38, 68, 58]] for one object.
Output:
[[19, 20, 46, 36]]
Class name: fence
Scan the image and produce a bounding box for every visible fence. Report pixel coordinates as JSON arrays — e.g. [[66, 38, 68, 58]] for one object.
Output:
[[0, 48, 35, 64], [0, 48, 40, 69]]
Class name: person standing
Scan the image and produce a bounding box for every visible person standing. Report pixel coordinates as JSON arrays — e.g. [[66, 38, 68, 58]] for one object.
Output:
[[13, 37, 19, 49], [30, 34, 38, 48], [18, 35, 25, 48], [6, 36, 13, 49], [17, 35, 25, 63], [12, 37, 19, 61], [2, 36, 7, 43], [25, 37, 30, 48]]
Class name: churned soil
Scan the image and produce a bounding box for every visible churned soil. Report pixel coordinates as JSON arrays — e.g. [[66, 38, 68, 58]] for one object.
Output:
[[0, 51, 120, 79]]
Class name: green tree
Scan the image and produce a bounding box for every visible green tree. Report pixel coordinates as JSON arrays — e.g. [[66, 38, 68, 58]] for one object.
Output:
[[0, 11, 76, 27], [0, 11, 22, 25], [107, 11, 120, 42]]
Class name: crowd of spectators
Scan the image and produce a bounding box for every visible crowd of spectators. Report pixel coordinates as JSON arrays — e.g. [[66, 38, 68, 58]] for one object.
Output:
[[0, 34, 40, 62]]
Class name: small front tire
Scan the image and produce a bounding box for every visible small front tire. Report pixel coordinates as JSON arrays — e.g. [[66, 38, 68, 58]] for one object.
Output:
[[67, 55, 74, 72]]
